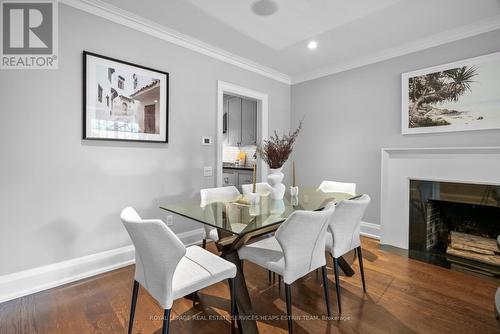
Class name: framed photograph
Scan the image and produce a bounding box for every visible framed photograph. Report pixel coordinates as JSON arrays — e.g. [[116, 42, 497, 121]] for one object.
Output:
[[402, 52, 500, 135], [83, 51, 169, 142]]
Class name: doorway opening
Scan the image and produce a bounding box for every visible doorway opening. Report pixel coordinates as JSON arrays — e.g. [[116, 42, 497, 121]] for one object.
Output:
[[216, 81, 268, 188]]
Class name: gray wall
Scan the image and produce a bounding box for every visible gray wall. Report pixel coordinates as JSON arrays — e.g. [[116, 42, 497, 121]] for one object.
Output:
[[0, 5, 290, 275], [291, 29, 500, 226]]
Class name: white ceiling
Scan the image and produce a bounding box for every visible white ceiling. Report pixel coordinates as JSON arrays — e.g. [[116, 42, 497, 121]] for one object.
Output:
[[185, 0, 401, 50], [98, 0, 500, 83]]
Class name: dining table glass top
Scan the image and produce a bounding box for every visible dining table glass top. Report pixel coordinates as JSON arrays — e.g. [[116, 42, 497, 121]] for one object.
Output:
[[160, 187, 354, 237]]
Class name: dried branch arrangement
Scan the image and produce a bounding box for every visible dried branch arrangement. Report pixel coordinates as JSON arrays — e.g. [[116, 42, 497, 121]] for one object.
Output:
[[257, 121, 302, 169]]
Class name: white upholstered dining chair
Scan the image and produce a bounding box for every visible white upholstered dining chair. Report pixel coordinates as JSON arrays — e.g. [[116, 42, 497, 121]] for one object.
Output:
[[238, 207, 336, 334], [325, 194, 371, 314], [121, 207, 237, 334], [318, 180, 357, 196], [241, 182, 272, 196], [200, 186, 241, 248]]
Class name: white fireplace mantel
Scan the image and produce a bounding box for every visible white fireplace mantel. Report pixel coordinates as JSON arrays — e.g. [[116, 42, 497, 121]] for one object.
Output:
[[380, 146, 500, 249]]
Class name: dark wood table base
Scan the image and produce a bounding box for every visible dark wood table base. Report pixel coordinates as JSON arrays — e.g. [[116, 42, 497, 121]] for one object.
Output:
[[217, 246, 355, 334], [221, 248, 259, 334]]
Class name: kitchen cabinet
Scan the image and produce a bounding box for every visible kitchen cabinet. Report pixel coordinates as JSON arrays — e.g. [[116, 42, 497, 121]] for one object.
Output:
[[222, 168, 253, 189], [227, 98, 241, 146], [222, 169, 237, 187], [241, 99, 257, 145], [238, 170, 253, 186], [226, 96, 257, 146]]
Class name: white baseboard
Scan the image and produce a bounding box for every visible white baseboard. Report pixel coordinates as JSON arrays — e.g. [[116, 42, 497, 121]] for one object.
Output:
[[178, 228, 205, 246], [0, 224, 378, 304], [0, 245, 135, 304], [0, 228, 206, 304], [360, 221, 381, 240]]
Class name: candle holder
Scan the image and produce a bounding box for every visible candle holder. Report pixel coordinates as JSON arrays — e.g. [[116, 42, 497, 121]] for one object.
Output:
[[247, 192, 260, 205], [249, 203, 260, 217]]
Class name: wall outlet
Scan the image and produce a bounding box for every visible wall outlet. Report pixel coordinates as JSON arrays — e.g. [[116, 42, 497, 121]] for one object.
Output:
[[203, 166, 213, 177], [166, 215, 173, 226]]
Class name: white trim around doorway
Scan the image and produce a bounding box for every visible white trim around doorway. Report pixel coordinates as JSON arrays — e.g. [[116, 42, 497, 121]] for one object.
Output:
[[216, 81, 269, 187]]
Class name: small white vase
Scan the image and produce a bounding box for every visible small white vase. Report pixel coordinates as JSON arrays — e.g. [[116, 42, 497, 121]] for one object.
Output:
[[267, 167, 286, 200], [269, 199, 285, 215]]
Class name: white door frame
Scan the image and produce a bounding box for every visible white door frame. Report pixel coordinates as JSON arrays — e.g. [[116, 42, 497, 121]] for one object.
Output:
[[216, 80, 268, 187]]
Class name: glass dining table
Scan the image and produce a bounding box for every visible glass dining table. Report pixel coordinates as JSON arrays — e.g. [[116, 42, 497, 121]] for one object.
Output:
[[160, 186, 356, 334]]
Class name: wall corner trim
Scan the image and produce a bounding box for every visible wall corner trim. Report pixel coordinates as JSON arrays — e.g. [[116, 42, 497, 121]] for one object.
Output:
[[60, 0, 291, 84]]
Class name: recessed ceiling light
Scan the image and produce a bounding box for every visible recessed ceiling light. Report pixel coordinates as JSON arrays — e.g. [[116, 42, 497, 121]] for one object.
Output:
[[251, 0, 278, 16], [307, 41, 318, 50]]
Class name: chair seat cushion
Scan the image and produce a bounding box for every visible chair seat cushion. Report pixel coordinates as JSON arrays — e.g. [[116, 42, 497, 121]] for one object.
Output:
[[172, 246, 236, 300], [325, 230, 360, 258], [237, 237, 285, 276]]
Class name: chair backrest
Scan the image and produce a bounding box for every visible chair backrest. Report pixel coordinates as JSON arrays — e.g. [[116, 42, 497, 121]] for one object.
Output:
[[120, 207, 186, 309], [241, 182, 271, 195], [275, 206, 335, 284], [200, 186, 241, 237], [327, 195, 371, 257], [200, 186, 241, 207], [318, 180, 356, 196]]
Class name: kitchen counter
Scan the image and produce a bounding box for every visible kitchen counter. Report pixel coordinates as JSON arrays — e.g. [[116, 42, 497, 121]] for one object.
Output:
[[222, 165, 253, 171]]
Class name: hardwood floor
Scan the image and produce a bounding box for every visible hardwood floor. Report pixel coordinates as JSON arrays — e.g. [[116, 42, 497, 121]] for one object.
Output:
[[0, 237, 498, 334]]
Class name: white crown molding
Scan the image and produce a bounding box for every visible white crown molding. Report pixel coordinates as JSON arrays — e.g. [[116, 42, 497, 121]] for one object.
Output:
[[292, 14, 500, 84], [59, 0, 291, 84], [58, 1, 500, 86]]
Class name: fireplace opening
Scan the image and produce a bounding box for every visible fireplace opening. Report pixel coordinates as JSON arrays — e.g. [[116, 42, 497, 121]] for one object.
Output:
[[409, 180, 500, 277]]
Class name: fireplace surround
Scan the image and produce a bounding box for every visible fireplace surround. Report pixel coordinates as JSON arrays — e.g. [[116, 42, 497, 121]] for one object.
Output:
[[380, 147, 500, 254], [409, 180, 500, 276]]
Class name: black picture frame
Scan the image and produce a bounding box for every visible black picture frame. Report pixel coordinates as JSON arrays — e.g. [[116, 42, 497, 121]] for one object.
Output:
[[83, 51, 169, 143]]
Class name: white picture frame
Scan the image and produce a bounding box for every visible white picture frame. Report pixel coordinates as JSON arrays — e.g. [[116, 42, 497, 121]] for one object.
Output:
[[402, 51, 500, 135]]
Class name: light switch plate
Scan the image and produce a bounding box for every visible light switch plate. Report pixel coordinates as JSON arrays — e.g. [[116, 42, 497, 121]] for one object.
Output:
[[203, 166, 213, 177], [201, 136, 212, 145]]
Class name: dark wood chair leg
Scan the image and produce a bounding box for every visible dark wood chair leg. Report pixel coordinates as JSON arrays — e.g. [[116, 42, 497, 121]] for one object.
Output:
[[202, 239, 207, 249], [333, 257, 342, 314], [278, 275, 281, 292], [192, 292, 197, 308], [285, 283, 293, 334], [162, 309, 171, 334], [268, 270, 272, 284], [128, 280, 139, 334], [357, 247, 367, 293], [321, 266, 332, 318], [229, 278, 237, 332]]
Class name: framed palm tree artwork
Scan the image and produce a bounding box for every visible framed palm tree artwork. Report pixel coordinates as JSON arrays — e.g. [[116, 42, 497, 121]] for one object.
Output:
[[402, 52, 500, 134]]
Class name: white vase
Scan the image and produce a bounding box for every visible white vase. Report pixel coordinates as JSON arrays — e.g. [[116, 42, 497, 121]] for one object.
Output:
[[267, 167, 286, 200], [269, 199, 285, 215]]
